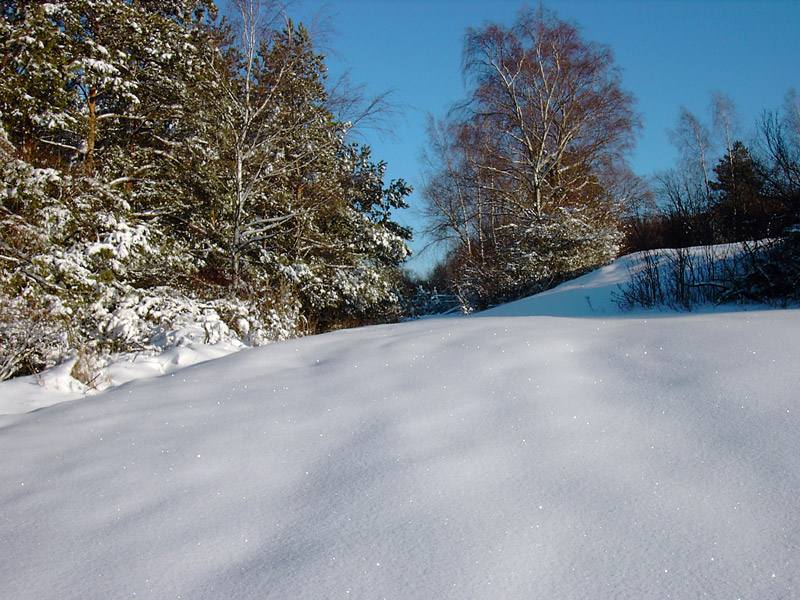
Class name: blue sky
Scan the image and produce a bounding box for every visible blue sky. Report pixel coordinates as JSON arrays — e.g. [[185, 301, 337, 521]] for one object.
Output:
[[290, 0, 799, 274]]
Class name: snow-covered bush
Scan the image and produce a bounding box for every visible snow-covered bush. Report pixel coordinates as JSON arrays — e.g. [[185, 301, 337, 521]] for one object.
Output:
[[447, 205, 622, 312], [0, 136, 71, 378], [401, 285, 461, 318], [0, 292, 70, 380], [734, 231, 800, 303], [92, 287, 304, 352]]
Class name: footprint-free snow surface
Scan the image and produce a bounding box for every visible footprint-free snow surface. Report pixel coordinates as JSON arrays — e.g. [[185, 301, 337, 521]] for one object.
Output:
[[1, 255, 799, 599]]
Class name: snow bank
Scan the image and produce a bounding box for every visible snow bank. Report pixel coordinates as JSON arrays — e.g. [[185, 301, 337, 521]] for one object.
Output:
[[1, 253, 799, 598], [0, 339, 244, 415], [477, 252, 640, 317]]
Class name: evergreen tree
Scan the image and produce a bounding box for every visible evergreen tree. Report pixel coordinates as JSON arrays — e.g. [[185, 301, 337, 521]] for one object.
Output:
[[1, 0, 412, 380], [201, 17, 411, 329], [0, 0, 229, 378], [711, 141, 768, 240]]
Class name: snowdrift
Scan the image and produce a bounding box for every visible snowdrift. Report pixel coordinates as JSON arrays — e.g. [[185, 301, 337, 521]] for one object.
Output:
[[1, 253, 799, 598]]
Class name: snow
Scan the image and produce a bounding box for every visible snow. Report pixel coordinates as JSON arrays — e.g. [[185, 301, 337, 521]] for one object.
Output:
[[1, 252, 799, 598], [478, 252, 641, 317], [0, 340, 244, 416]]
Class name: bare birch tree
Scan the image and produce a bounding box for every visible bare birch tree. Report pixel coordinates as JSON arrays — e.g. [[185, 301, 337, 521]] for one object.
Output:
[[757, 88, 800, 220], [422, 4, 639, 307], [207, 0, 338, 284]]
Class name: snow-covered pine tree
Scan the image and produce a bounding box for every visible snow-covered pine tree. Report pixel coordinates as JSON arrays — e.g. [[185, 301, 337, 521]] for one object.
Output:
[[202, 12, 412, 330], [1, 0, 412, 380], [0, 1, 236, 380], [281, 142, 412, 330]]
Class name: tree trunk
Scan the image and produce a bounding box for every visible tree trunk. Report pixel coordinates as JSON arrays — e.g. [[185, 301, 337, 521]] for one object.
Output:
[[535, 185, 542, 219], [86, 85, 98, 175], [231, 147, 245, 288]]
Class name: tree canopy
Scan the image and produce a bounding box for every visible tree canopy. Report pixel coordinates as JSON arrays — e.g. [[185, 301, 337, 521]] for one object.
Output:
[[422, 5, 640, 310]]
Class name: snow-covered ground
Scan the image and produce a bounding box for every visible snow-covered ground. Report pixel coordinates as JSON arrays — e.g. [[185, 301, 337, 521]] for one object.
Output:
[[1, 253, 799, 598], [0, 339, 245, 415]]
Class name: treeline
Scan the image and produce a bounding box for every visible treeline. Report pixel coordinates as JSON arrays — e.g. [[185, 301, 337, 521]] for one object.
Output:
[[414, 5, 799, 314], [3, 1, 799, 380], [625, 90, 800, 252], [0, 0, 411, 380], [617, 89, 800, 308]]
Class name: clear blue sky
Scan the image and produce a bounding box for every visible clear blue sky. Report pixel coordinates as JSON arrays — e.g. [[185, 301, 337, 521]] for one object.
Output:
[[287, 0, 799, 274]]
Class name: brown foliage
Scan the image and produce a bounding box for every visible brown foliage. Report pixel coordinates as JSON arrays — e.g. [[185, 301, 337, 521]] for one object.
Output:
[[423, 5, 640, 308]]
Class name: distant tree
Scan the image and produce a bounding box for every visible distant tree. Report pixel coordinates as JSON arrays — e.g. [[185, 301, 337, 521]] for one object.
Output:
[[628, 87, 800, 273], [711, 92, 740, 173], [651, 94, 752, 248], [661, 107, 716, 242], [710, 141, 767, 240]]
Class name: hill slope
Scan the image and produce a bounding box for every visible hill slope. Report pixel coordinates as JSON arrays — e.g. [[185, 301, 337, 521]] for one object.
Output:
[[1, 257, 799, 598]]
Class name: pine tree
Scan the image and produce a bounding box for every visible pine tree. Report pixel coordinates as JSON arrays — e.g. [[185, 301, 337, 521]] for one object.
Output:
[[1, 0, 223, 379], [197, 16, 412, 329], [711, 141, 768, 241], [1, 0, 412, 380]]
